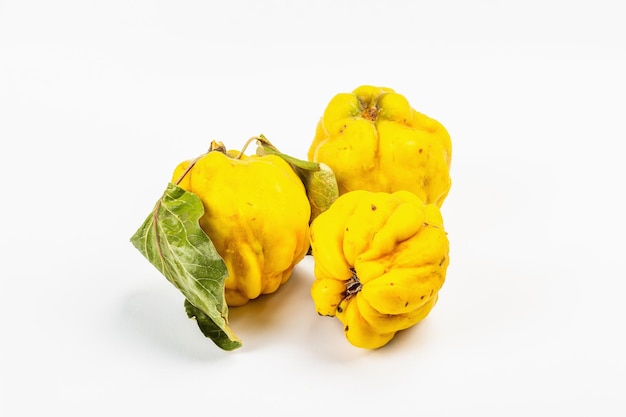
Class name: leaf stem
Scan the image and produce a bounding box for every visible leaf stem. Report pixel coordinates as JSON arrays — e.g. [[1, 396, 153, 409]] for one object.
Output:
[[172, 153, 205, 185], [238, 135, 266, 158]]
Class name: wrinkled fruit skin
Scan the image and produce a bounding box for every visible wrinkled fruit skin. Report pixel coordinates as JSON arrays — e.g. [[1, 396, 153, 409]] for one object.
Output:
[[309, 190, 449, 349], [172, 150, 311, 306], [308, 85, 452, 207]]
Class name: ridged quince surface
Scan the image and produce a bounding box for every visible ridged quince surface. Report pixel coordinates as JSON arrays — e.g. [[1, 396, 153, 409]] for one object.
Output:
[[309, 189, 449, 349], [308, 85, 452, 207], [172, 145, 311, 306]]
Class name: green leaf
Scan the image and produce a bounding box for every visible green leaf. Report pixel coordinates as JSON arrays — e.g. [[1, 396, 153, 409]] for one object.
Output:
[[130, 182, 242, 351], [257, 141, 320, 171], [300, 162, 339, 222], [184, 300, 242, 351]]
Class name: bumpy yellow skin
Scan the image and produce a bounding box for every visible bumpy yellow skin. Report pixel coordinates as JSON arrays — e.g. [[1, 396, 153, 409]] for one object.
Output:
[[172, 149, 311, 306], [308, 85, 452, 207], [309, 190, 449, 349]]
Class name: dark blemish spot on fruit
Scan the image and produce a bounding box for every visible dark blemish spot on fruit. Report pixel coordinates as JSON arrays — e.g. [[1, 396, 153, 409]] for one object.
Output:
[[337, 306, 343, 313], [344, 325, 349, 332], [419, 148, 423, 153], [371, 204, 377, 211]]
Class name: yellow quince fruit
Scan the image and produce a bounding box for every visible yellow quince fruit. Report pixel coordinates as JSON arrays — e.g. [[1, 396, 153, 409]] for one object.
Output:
[[308, 85, 452, 207], [309, 189, 449, 349], [172, 141, 311, 306]]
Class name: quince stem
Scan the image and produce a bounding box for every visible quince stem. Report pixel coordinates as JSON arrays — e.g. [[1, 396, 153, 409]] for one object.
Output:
[[172, 140, 228, 185]]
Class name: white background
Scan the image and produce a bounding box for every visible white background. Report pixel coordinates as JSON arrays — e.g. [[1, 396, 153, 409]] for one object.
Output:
[[1, 0, 625, 415]]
